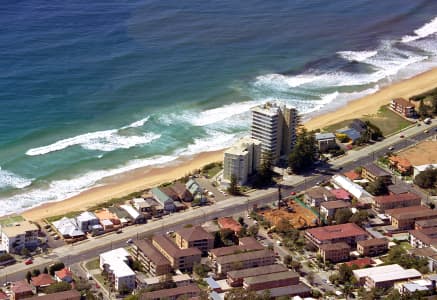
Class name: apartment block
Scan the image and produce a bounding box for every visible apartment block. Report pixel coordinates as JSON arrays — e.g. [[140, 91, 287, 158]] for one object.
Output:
[[99, 248, 136, 292], [226, 264, 288, 287], [152, 235, 201, 272], [320, 200, 351, 218], [361, 163, 392, 184], [390, 98, 416, 118], [386, 206, 437, 230], [251, 102, 298, 163], [140, 284, 201, 300], [209, 236, 264, 260], [357, 238, 389, 256], [243, 271, 299, 291], [215, 249, 275, 275], [1, 221, 39, 254], [174, 226, 214, 256], [373, 192, 421, 212], [409, 228, 437, 248], [319, 242, 350, 263], [132, 240, 172, 276], [305, 223, 368, 248]]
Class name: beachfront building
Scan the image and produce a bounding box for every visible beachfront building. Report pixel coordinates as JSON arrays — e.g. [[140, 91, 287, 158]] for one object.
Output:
[[174, 226, 214, 256], [170, 183, 193, 202], [390, 98, 416, 118], [223, 137, 261, 185], [1, 220, 39, 254], [75, 211, 99, 232], [315, 132, 337, 153], [99, 248, 136, 292], [120, 204, 145, 224], [250, 102, 299, 163], [150, 187, 175, 212]]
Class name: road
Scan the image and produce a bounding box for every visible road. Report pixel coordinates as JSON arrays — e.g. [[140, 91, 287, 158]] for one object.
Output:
[[1, 123, 435, 285]]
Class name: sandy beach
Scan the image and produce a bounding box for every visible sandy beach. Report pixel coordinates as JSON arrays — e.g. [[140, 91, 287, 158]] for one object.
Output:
[[22, 67, 437, 221]]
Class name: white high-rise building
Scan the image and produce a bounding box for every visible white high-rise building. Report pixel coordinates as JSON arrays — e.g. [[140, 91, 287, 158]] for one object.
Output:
[[251, 102, 298, 163], [223, 137, 261, 185]]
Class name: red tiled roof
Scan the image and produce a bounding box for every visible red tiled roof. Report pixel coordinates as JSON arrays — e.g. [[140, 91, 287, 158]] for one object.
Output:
[[218, 217, 242, 233], [374, 192, 421, 204], [0, 291, 8, 300], [344, 171, 361, 181], [345, 257, 375, 268], [31, 274, 55, 287], [330, 189, 351, 200], [393, 97, 414, 108], [306, 223, 367, 241], [55, 268, 73, 280], [11, 280, 33, 294], [177, 226, 214, 242]]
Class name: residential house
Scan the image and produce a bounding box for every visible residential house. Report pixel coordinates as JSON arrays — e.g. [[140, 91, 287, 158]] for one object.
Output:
[[388, 155, 413, 176], [150, 187, 175, 212], [336, 128, 361, 142], [1, 220, 40, 253], [10, 280, 33, 300], [132, 239, 172, 276], [315, 132, 337, 152], [217, 217, 242, 234], [120, 204, 145, 224], [107, 206, 132, 226], [95, 209, 121, 227], [345, 257, 375, 269], [132, 198, 152, 213], [330, 189, 351, 201], [390, 98, 416, 118], [320, 200, 351, 219], [361, 163, 392, 184], [304, 187, 335, 207], [344, 171, 361, 181], [152, 235, 201, 272], [52, 217, 85, 240], [386, 206, 437, 230], [75, 211, 99, 232], [186, 179, 202, 197], [100, 248, 136, 292], [226, 264, 288, 287], [174, 226, 214, 256], [318, 242, 350, 263], [55, 268, 74, 283], [170, 183, 193, 202], [140, 284, 201, 300], [357, 238, 389, 256], [305, 223, 368, 248], [373, 192, 422, 212], [214, 249, 275, 275], [30, 274, 55, 293]]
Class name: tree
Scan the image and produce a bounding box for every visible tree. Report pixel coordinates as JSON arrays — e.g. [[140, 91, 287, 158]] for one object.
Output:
[[283, 255, 293, 267], [20, 247, 30, 257], [288, 129, 317, 173], [238, 216, 245, 226], [334, 208, 353, 224], [253, 152, 274, 187], [419, 99, 428, 118], [414, 167, 437, 189], [26, 271, 32, 283], [43, 267, 49, 274], [306, 272, 315, 285], [193, 263, 211, 278], [227, 175, 240, 195], [366, 178, 389, 196], [247, 225, 259, 237], [45, 281, 71, 294], [385, 245, 429, 273], [49, 262, 65, 276], [32, 269, 41, 277], [349, 210, 368, 226]]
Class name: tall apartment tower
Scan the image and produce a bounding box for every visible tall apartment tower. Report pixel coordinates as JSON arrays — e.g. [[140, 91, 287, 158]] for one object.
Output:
[[223, 137, 261, 185], [251, 102, 298, 163]]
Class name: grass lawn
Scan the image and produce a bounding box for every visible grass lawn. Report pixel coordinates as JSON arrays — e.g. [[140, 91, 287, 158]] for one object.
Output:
[[46, 211, 82, 223], [93, 274, 110, 291], [400, 241, 413, 250], [0, 215, 24, 226], [322, 119, 353, 133], [362, 105, 413, 136], [85, 258, 100, 270], [202, 162, 223, 178]]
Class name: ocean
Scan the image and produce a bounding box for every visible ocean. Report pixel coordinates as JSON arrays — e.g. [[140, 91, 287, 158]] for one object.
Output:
[[1, 0, 437, 216]]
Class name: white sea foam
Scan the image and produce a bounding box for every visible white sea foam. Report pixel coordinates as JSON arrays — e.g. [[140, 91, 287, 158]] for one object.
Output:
[[402, 16, 437, 43], [337, 50, 378, 62], [181, 130, 239, 156], [254, 73, 318, 90], [26, 120, 160, 155], [122, 116, 150, 129], [0, 167, 32, 189]]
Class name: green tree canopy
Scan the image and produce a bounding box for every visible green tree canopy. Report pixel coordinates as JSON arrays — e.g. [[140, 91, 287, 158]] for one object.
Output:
[[288, 129, 317, 173]]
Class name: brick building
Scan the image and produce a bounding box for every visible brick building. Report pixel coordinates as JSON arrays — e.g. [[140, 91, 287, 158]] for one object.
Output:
[[357, 238, 389, 256], [373, 192, 421, 212], [305, 223, 368, 248], [132, 239, 172, 276], [390, 98, 416, 118], [174, 226, 214, 256], [319, 242, 350, 263]]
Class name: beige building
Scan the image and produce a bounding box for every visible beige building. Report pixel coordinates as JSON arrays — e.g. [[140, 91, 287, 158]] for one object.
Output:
[[319, 242, 350, 263], [251, 102, 299, 163], [223, 137, 261, 185], [215, 249, 275, 275], [357, 238, 389, 256], [152, 235, 201, 272], [174, 226, 214, 256], [386, 206, 437, 230], [1, 220, 39, 254], [132, 240, 172, 276]]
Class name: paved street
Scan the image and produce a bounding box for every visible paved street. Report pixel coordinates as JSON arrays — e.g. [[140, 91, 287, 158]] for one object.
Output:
[[1, 123, 435, 285]]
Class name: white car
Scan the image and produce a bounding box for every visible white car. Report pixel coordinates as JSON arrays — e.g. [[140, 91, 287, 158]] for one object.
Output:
[[126, 238, 133, 244]]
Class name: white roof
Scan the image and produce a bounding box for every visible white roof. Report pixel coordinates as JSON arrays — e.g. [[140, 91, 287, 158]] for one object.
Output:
[[172, 274, 192, 282], [368, 268, 421, 283], [52, 217, 84, 237], [332, 174, 372, 200], [414, 164, 437, 172], [76, 211, 97, 222], [101, 219, 113, 226], [353, 264, 404, 279], [132, 198, 145, 204], [100, 248, 135, 278], [120, 204, 140, 219]]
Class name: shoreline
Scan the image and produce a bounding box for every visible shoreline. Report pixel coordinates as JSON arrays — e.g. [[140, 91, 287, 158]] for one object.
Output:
[[21, 67, 437, 221]]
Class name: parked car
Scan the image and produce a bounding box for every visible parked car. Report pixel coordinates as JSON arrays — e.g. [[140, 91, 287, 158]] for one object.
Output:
[[126, 238, 133, 244], [24, 259, 33, 265]]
